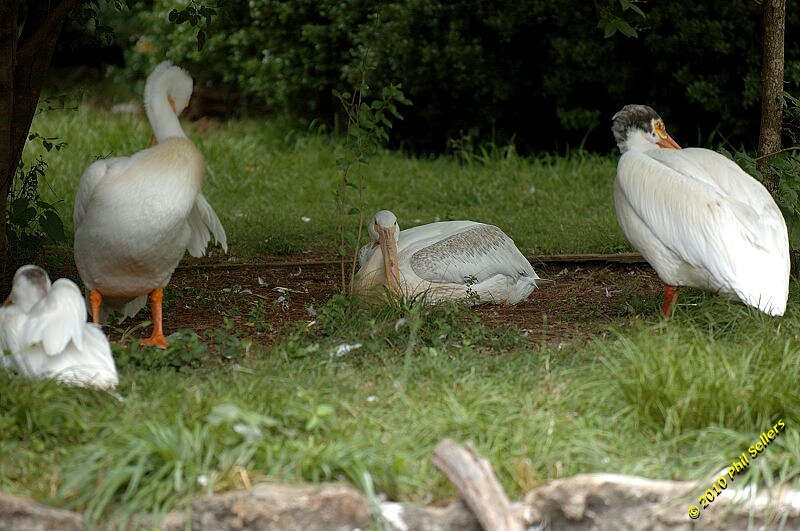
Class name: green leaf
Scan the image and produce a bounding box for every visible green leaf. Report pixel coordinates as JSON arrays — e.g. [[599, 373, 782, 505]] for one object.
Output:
[[601, 20, 617, 38], [40, 210, 66, 242], [197, 30, 207, 51], [616, 20, 638, 38], [619, 0, 646, 18], [10, 204, 36, 225]]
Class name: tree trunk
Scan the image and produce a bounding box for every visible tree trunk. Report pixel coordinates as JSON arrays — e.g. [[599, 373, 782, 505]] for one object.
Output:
[[0, 1, 18, 277], [757, 0, 786, 195], [0, 0, 77, 276]]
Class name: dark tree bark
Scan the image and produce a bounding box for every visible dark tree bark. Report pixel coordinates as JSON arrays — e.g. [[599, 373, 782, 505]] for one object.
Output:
[[757, 0, 786, 195], [0, 0, 78, 277]]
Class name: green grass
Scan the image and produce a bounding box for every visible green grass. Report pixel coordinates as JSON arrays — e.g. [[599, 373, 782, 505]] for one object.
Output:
[[3, 92, 800, 526], [25, 95, 626, 257]]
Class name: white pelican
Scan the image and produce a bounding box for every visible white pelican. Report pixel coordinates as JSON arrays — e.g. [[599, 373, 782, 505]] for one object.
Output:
[[354, 210, 549, 304], [0, 265, 118, 389], [73, 61, 227, 348], [612, 104, 789, 317]]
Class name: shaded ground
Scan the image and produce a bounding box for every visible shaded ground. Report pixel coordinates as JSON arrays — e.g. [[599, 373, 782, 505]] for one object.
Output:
[[101, 254, 663, 347]]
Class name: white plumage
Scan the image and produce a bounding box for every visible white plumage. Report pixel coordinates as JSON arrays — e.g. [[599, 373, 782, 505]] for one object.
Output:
[[612, 104, 789, 316], [354, 210, 548, 304], [0, 265, 118, 389], [73, 61, 227, 348]]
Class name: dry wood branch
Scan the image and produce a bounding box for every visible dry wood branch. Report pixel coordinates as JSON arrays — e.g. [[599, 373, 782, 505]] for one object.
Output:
[[432, 439, 523, 531], [533, 252, 645, 264]]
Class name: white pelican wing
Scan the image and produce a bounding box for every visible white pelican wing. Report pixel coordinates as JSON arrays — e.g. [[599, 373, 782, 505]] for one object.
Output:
[[407, 223, 535, 284], [186, 193, 228, 257], [20, 279, 87, 355], [616, 148, 789, 313], [0, 307, 26, 361], [45, 324, 119, 389], [73, 156, 133, 230]]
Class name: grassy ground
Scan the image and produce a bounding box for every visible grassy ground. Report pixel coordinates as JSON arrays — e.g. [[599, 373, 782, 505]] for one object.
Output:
[[2, 89, 799, 527], [25, 93, 627, 257]]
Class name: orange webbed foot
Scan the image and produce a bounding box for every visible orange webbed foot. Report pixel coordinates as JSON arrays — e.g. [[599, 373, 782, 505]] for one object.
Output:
[[139, 333, 169, 350], [661, 285, 679, 319], [141, 288, 168, 349]]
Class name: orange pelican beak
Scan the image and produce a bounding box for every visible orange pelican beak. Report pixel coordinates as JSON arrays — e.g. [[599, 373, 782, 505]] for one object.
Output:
[[654, 119, 682, 149], [376, 224, 401, 293]]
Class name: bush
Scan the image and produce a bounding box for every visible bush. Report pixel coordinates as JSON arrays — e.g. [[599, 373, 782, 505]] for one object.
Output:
[[99, 0, 800, 154]]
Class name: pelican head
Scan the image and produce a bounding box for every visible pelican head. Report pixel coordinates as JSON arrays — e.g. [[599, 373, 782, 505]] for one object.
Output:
[[369, 210, 401, 293], [144, 61, 194, 144], [6, 265, 51, 312], [612, 104, 681, 153]]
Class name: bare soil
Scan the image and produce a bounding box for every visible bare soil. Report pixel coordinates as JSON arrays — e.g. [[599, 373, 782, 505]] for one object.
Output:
[[121, 254, 664, 348]]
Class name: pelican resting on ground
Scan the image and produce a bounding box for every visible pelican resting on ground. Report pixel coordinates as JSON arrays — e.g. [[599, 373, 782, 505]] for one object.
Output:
[[611, 104, 789, 317], [0, 265, 118, 389], [354, 210, 549, 304], [73, 61, 227, 348]]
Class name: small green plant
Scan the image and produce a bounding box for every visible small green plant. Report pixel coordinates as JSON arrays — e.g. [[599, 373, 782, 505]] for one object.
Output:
[[113, 329, 209, 371], [207, 318, 252, 361], [8, 133, 67, 266], [463, 274, 480, 305], [332, 14, 411, 291]]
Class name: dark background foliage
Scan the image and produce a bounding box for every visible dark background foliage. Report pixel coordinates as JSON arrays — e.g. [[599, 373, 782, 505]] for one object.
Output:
[[54, 0, 800, 155]]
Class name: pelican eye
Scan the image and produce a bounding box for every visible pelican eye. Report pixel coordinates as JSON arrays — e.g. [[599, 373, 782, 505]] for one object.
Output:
[[652, 119, 669, 139]]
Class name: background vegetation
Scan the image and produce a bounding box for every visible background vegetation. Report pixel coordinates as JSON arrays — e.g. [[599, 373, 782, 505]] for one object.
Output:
[[76, 0, 800, 154]]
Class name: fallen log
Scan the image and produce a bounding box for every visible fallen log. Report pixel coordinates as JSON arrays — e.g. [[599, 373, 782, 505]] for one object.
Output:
[[431, 439, 524, 531]]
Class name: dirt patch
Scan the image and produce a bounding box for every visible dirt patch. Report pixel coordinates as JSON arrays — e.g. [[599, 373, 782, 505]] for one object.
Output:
[[97, 254, 663, 347]]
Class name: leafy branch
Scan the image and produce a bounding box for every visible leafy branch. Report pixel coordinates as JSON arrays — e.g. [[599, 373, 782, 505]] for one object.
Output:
[[596, 0, 646, 38], [168, 1, 221, 50], [8, 133, 68, 266], [332, 16, 411, 292]]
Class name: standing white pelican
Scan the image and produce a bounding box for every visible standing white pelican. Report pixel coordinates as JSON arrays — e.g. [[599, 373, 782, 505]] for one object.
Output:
[[0, 265, 118, 389], [612, 104, 789, 317], [74, 61, 227, 348], [354, 210, 548, 304]]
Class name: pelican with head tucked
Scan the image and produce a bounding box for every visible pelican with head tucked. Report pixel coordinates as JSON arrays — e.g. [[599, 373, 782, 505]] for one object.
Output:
[[611, 104, 789, 317], [0, 265, 118, 389], [73, 61, 227, 348], [354, 210, 549, 304]]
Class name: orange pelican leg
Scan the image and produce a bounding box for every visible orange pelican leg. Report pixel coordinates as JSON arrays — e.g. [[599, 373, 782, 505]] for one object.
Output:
[[89, 289, 103, 324], [661, 285, 679, 318], [140, 288, 169, 349]]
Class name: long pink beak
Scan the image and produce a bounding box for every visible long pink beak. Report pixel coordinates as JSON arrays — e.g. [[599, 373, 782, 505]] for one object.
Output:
[[377, 225, 401, 293], [657, 134, 682, 150]]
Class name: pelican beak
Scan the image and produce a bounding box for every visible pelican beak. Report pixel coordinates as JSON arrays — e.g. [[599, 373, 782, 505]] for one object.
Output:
[[376, 225, 401, 293], [654, 119, 682, 149]]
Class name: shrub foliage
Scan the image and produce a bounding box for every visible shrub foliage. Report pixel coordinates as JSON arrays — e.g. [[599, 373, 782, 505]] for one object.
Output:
[[104, 1, 800, 153]]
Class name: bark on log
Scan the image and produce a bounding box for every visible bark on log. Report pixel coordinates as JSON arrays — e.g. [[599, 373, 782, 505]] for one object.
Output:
[[0, 490, 83, 531], [431, 439, 523, 531]]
